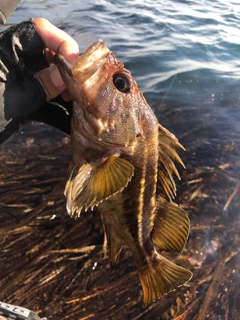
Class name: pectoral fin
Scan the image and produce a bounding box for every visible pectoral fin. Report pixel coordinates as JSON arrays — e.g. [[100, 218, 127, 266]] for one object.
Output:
[[152, 196, 190, 252], [64, 162, 79, 215], [158, 124, 185, 200], [65, 155, 134, 217]]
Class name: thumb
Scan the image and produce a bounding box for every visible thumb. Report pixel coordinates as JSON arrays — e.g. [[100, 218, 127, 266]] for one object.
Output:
[[34, 64, 66, 102], [33, 18, 79, 102]]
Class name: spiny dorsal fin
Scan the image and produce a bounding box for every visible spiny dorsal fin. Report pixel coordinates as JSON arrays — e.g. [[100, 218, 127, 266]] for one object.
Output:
[[158, 124, 185, 200], [139, 254, 192, 306], [152, 196, 190, 252], [64, 155, 134, 217]]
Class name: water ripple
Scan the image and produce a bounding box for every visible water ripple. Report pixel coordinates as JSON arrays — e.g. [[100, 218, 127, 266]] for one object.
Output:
[[8, 0, 240, 103]]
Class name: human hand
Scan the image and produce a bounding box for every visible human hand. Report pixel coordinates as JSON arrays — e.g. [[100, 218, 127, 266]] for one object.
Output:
[[0, 18, 79, 144], [33, 18, 79, 102]]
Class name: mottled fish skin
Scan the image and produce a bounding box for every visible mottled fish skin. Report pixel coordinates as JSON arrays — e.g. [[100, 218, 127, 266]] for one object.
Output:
[[54, 40, 192, 305]]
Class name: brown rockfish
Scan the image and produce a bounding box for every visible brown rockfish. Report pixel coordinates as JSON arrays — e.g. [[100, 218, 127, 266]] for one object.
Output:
[[54, 40, 192, 305]]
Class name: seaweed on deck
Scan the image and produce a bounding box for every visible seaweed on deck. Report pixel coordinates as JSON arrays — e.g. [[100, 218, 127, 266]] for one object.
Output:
[[0, 99, 240, 320]]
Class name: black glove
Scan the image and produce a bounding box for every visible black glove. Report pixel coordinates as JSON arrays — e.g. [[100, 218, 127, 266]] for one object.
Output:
[[0, 19, 71, 145]]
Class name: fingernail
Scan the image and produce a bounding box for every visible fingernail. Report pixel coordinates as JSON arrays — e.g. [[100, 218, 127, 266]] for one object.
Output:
[[50, 65, 65, 89]]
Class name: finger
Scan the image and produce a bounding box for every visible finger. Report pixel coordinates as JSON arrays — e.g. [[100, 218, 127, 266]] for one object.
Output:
[[44, 48, 55, 65], [33, 18, 79, 64], [33, 18, 79, 101], [34, 64, 66, 102]]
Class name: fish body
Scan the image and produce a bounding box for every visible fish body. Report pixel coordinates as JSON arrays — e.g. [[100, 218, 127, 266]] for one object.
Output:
[[54, 40, 192, 305]]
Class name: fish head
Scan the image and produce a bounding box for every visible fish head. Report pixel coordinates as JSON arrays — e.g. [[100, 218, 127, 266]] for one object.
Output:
[[54, 40, 146, 149]]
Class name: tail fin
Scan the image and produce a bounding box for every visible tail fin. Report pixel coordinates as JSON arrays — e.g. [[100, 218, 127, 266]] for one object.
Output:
[[139, 254, 192, 306]]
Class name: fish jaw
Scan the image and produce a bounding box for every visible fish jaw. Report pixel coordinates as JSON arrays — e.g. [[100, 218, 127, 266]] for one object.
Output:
[[55, 40, 144, 149], [54, 40, 111, 107], [54, 53, 83, 106], [72, 40, 111, 83]]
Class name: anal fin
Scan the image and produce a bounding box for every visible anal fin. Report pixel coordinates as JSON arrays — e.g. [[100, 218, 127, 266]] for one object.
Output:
[[152, 196, 190, 252], [139, 254, 192, 306], [101, 215, 122, 269]]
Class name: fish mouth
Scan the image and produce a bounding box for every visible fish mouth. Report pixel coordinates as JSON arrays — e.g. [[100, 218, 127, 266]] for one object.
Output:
[[54, 41, 132, 149], [54, 53, 74, 85], [54, 39, 110, 86], [72, 40, 110, 83]]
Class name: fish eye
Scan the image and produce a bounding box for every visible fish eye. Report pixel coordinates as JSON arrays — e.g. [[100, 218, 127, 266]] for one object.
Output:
[[113, 73, 131, 93]]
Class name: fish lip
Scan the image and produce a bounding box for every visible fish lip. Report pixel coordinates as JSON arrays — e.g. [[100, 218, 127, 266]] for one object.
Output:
[[54, 53, 73, 78], [72, 40, 111, 83], [54, 53, 83, 103]]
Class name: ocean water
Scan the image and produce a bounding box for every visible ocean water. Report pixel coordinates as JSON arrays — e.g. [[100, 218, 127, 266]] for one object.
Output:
[[8, 0, 240, 103], [6, 0, 239, 179], [2, 1, 240, 319], [8, 1, 240, 149]]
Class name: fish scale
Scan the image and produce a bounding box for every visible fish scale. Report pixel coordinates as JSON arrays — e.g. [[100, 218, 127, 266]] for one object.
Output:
[[54, 40, 192, 305]]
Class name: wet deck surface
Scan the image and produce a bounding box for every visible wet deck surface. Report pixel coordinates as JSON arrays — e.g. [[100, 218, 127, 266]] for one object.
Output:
[[0, 97, 240, 320]]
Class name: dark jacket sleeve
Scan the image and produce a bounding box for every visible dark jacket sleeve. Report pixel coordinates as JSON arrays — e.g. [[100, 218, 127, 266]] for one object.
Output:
[[0, 0, 21, 27], [0, 19, 48, 144]]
